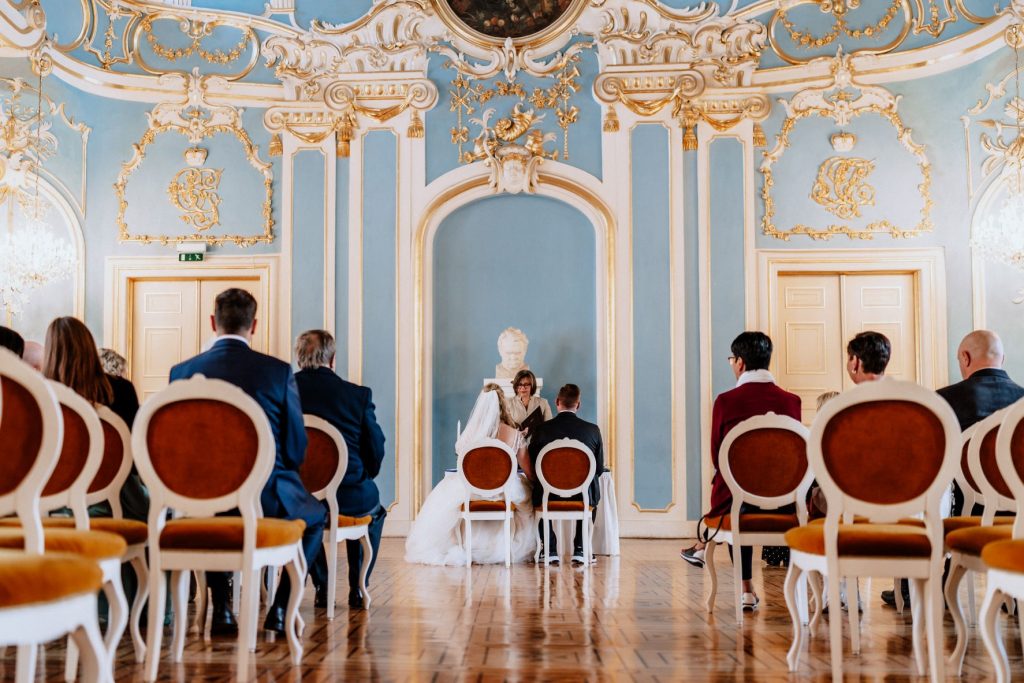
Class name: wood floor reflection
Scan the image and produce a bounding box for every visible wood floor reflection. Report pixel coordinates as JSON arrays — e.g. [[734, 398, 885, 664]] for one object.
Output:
[[3, 538, 1018, 681]]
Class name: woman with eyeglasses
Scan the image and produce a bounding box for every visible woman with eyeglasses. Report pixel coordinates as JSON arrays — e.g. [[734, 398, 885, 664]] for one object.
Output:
[[506, 369, 552, 436]]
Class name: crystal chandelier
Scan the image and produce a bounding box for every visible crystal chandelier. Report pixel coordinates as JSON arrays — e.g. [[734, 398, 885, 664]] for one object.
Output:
[[971, 190, 1024, 269], [0, 60, 76, 321]]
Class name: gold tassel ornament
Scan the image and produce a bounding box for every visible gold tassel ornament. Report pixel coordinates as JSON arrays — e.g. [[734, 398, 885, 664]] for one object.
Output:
[[603, 107, 620, 133], [407, 110, 424, 139], [753, 122, 767, 148], [268, 133, 282, 157]]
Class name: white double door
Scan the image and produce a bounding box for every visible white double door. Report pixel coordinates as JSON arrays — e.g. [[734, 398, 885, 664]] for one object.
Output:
[[774, 272, 918, 424], [129, 278, 265, 401]]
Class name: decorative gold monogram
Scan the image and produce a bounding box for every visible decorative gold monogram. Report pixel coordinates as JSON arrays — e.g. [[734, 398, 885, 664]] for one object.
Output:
[[811, 156, 876, 219], [167, 167, 222, 231]]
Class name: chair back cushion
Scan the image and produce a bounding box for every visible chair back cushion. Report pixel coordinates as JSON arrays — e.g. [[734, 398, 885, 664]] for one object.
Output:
[[41, 405, 90, 497], [299, 426, 340, 494], [0, 378, 44, 497], [539, 447, 591, 491], [821, 400, 945, 504], [89, 419, 124, 494], [961, 440, 980, 494], [980, 425, 1013, 499], [728, 428, 807, 498], [146, 399, 258, 499], [1009, 421, 1024, 492], [462, 446, 513, 491]]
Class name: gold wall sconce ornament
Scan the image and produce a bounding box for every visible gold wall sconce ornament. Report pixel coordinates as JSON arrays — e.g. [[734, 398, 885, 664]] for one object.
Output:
[[761, 51, 933, 240], [114, 73, 274, 246]]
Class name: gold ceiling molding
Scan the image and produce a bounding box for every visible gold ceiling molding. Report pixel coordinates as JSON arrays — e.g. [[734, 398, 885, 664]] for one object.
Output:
[[114, 75, 274, 246], [761, 51, 933, 241]]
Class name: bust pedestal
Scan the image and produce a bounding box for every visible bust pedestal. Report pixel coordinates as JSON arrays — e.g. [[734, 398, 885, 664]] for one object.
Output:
[[484, 377, 543, 398]]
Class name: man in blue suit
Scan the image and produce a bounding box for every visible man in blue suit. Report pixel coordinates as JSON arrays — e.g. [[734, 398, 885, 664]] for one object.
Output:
[[169, 288, 326, 635], [293, 330, 386, 609]]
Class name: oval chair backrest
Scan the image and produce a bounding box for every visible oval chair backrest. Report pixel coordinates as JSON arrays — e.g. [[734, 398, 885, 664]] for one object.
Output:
[[132, 375, 274, 525], [969, 409, 1014, 510], [719, 413, 811, 512], [40, 382, 104, 529], [958, 424, 982, 500], [0, 348, 63, 554], [535, 438, 596, 499], [88, 407, 134, 517], [458, 439, 516, 498], [299, 415, 347, 514], [810, 378, 959, 524], [995, 397, 1024, 530]]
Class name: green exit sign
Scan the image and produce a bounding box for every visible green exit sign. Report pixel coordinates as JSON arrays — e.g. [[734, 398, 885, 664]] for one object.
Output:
[[178, 253, 204, 262]]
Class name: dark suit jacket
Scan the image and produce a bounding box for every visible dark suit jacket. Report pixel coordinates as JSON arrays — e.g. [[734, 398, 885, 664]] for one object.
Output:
[[528, 411, 604, 508], [294, 366, 386, 516], [708, 381, 802, 517], [937, 368, 1024, 431], [106, 374, 139, 428], [168, 338, 323, 527]]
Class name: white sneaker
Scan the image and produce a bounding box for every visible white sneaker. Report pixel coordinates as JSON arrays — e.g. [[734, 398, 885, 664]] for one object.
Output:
[[680, 546, 706, 568], [741, 592, 760, 612]]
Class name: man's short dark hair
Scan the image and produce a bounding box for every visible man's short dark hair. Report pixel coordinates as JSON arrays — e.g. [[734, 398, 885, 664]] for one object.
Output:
[[0, 326, 24, 357], [730, 331, 772, 371], [214, 288, 257, 335], [556, 383, 581, 407], [847, 331, 891, 375]]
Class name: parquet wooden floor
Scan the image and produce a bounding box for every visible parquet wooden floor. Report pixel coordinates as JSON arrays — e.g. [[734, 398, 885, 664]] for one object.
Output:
[[3, 539, 1020, 681]]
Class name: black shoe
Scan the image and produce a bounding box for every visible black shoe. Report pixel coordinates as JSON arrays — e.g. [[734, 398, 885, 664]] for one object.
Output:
[[881, 589, 911, 608], [263, 605, 285, 634], [210, 605, 238, 637], [314, 584, 328, 609], [348, 591, 364, 610]]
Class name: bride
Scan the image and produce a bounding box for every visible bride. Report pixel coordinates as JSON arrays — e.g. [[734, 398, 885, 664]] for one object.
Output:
[[405, 384, 537, 565]]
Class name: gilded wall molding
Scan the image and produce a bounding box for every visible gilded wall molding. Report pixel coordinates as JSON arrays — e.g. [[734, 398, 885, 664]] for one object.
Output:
[[114, 74, 274, 246], [760, 52, 933, 240]]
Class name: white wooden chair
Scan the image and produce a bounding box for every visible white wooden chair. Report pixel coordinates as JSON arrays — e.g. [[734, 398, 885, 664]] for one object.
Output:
[[132, 375, 307, 682], [0, 347, 110, 682], [975, 397, 1024, 683], [783, 379, 959, 683], [944, 409, 1017, 674], [533, 438, 597, 566], [456, 438, 519, 567], [298, 414, 373, 620], [704, 413, 811, 623]]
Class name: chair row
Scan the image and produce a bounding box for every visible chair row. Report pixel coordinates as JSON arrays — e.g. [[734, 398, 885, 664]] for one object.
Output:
[[0, 349, 373, 682]]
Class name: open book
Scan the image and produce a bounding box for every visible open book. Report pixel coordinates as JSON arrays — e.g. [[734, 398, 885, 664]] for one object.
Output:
[[519, 406, 545, 433]]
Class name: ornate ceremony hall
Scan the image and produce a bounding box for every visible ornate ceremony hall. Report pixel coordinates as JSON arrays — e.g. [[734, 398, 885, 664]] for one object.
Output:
[[7, 0, 1024, 680]]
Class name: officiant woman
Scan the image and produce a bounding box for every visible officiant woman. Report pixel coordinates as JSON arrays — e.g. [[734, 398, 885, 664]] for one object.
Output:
[[506, 369, 552, 434]]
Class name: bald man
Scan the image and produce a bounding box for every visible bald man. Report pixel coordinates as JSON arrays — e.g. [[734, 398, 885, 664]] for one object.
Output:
[[22, 341, 43, 372], [937, 330, 1024, 431]]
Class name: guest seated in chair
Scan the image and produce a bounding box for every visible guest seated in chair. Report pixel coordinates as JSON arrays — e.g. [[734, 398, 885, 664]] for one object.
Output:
[[169, 289, 326, 635], [293, 330, 387, 610], [679, 331, 800, 612], [528, 383, 604, 565], [846, 330, 890, 385], [0, 325, 24, 357]]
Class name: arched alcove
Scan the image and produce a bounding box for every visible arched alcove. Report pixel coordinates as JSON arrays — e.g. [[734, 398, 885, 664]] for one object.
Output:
[[431, 193, 598, 483]]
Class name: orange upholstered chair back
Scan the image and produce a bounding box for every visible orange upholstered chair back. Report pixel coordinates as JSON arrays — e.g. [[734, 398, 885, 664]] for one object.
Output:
[[458, 440, 516, 498], [958, 426, 981, 497], [535, 439, 597, 505], [995, 398, 1024, 530], [966, 409, 1016, 523], [39, 382, 104, 528], [299, 415, 347, 513], [132, 375, 274, 536], [719, 413, 811, 515], [87, 407, 134, 517], [809, 378, 959, 528], [0, 348, 64, 554]]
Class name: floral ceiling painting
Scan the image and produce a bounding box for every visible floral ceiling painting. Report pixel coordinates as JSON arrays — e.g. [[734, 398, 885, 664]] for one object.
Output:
[[444, 0, 576, 39]]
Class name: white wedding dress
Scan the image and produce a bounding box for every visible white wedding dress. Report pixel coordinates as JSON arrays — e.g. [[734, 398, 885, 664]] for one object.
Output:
[[405, 391, 538, 566]]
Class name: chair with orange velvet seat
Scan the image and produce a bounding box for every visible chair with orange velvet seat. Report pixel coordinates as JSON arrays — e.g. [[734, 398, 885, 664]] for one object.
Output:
[[783, 379, 959, 683], [0, 381, 130, 678], [132, 375, 307, 683], [0, 347, 111, 682], [457, 438, 519, 567], [298, 414, 372, 620], [704, 413, 811, 623], [944, 409, 1017, 675], [975, 397, 1024, 682], [533, 438, 597, 566]]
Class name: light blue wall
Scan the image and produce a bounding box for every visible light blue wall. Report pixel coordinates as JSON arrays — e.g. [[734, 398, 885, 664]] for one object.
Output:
[[291, 150, 325, 338], [631, 124, 673, 510], [432, 194, 597, 483], [361, 131, 398, 508]]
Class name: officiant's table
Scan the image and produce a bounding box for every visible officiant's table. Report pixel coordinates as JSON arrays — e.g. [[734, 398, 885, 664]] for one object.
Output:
[[444, 470, 620, 556]]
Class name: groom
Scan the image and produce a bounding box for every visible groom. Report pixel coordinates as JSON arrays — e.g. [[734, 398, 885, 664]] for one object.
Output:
[[528, 383, 604, 564]]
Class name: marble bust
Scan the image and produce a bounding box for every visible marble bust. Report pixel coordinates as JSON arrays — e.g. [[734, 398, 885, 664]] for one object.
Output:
[[495, 327, 529, 379]]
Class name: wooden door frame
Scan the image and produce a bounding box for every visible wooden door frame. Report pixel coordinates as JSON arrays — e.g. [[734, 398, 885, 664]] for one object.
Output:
[[756, 248, 948, 390], [103, 255, 283, 375]]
